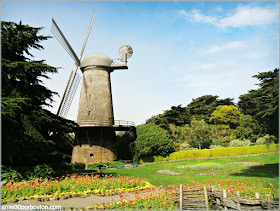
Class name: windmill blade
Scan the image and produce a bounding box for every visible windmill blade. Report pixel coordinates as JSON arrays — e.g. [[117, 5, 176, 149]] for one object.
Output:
[[57, 69, 81, 118], [78, 10, 96, 59], [52, 18, 80, 65], [56, 11, 96, 118]]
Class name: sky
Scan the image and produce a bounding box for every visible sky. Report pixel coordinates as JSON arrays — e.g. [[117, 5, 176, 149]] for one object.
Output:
[[2, 1, 279, 125]]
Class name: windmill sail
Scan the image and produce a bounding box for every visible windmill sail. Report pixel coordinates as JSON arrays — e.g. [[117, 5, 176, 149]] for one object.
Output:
[[51, 18, 80, 65], [53, 11, 96, 118], [58, 70, 81, 118]]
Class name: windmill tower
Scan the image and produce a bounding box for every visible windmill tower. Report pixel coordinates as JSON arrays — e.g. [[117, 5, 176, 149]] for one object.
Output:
[[52, 12, 135, 164]]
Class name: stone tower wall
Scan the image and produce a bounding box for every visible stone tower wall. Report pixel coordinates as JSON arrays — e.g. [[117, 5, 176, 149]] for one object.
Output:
[[77, 67, 114, 126]]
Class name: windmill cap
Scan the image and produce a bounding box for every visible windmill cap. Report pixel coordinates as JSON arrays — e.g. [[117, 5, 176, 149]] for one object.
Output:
[[81, 53, 112, 68]]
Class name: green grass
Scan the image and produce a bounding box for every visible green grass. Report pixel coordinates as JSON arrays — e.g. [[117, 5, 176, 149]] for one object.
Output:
[[102, 154, 279, 187]]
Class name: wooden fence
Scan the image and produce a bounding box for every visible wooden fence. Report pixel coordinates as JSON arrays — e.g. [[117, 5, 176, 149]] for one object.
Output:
[[175, 184, 279, 210]]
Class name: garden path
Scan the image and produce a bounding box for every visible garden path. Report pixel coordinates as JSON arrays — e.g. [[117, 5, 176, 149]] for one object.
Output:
[[7, 187, 163, 209]]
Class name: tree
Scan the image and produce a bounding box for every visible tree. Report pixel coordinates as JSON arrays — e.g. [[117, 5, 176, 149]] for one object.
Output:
[[232, 114, 265, 142], [132, 123, 174, 161], [187, 95, 234, 123], [210, 124, 233, 146], [238, 68, 279, 137], [1, 21, 76, 165], [189, 119, 211, 149], [210, 105, 241, 129], [146, 105, 190, 130]]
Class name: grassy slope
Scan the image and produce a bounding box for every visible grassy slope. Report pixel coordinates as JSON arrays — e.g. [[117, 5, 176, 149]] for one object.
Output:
[[102, 154, 279, 187]]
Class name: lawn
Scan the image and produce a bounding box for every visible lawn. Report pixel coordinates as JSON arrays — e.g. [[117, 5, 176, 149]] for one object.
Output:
[[102, 154, 279, 187]]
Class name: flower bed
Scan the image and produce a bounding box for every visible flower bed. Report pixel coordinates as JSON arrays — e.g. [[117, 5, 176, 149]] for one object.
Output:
[[156, 170, 181, 176], [88, 187, 177, 210], [178, 163, 226, 171], [1, 174, 153, 203]]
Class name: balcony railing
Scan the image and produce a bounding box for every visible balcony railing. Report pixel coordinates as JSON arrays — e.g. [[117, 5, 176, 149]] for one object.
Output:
[[78, 120, 135, 127]]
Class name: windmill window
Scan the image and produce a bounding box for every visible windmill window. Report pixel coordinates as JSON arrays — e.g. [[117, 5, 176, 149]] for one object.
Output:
[[88, 111, 90, 116], [90, 153, 94, 157], [89, 94, 91, 99], [90, 78, 92, 83]]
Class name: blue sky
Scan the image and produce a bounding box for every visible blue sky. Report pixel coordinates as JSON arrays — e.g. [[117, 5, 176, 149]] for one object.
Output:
[[2, 1, 279, 125]]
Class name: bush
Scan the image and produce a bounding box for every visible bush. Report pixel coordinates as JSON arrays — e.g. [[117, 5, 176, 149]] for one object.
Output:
[[87, 161, 123, 169], [151, 144, 279, 162], [30, 164, 55, 180], [1, 166, 23, 182], [229, 139, 251, 147], [72, 163, 85, 170], [256, 134, 277, 145], [133, 123, 174, 162], [210, 145, 224, 149]]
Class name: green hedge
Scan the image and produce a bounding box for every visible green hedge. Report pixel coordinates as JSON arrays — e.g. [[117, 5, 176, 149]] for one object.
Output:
[[87, 161, 123, 169], [141, 144, 279, 163]]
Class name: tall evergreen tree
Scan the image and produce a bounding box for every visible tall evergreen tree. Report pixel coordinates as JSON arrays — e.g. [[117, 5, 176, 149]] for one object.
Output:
[[238, 69, 279, 138], [1, 21, 76, 165], [187, 95, 234, 123]]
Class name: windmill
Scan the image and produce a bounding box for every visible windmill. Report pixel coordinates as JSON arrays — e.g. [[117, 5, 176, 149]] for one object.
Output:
[[52, 11, 135, 164]]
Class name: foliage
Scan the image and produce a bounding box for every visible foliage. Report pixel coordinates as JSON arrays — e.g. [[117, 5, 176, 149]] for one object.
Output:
[[229, 139, 251, 147], [151, 144, 279, 162], [210, 124, 233, 146], [1, 175, 152, 203], [209, 145, 224, 149], [210, 105, 241, 128], [30, 164, 55, 180], [186, 95, 234, 123], [256, 135, 277, 145], [1, 21, 76, 165], [232, 114, 265, 141], [238, 68, 279, 137], [87, 162, 123, 169], [188, 119, 211, 149], [146, 105, 190, 130], [132, 123, 174, 162], [169, 123, 192, 143], [1, 166, 23, 182]]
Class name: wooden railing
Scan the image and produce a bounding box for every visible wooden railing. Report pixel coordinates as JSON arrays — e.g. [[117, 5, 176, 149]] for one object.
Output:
[[175, 184, 279, 210]]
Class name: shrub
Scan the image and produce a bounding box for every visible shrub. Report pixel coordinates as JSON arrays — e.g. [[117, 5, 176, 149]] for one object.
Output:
[[87, 161, 123, 169], [210, 145, 224, 149], [72, 163, 85, 170], [229, 139, 251, 147], [1, 166, 23, 182], [152, 144, 279, 162], [133, 123, 174, 162], [256, 134, 277, 145], [30, 164, 55, 180]]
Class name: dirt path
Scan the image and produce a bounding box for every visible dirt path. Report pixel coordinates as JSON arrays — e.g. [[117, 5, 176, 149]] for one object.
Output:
[[7, 188, 164, 210]]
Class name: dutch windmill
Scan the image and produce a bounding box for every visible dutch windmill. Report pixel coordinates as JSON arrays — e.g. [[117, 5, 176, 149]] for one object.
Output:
[[52, 11, 135, 164]]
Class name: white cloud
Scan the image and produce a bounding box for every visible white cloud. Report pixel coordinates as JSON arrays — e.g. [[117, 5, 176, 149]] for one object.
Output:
[[204, 41, 246, 54], [178, 9, 218, 26], [179, 5, 278, 29]]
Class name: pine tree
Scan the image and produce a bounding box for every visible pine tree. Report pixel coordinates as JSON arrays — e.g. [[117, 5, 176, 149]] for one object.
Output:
[[1, 21, 76, 165]]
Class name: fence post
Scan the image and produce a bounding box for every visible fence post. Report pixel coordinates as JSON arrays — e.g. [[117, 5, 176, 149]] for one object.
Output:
[[203, 185, 210, 210], [255, 192, 259, 199], [265, 194, 272, 202], [236, 191, 241, 210], [223, 189, 228, 210], [218, 184, 222, 191], [180, 184, 183, 210]]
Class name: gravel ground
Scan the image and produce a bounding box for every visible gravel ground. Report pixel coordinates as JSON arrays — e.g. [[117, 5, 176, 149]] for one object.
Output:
[[5, 188, 163, 210]]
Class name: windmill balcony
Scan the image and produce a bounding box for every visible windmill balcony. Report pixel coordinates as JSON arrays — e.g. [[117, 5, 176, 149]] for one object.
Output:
[[77, 120, 135, 127]]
